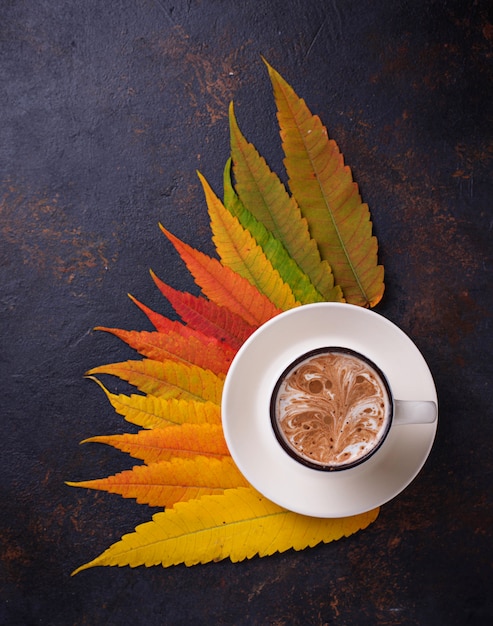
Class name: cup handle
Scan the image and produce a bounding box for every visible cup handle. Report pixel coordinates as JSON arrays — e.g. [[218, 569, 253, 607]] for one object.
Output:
[[394, 400, 437, 425]]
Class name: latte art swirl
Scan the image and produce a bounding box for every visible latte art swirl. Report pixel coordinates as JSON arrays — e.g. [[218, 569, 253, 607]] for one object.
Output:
[[272, 349, 391, 469]]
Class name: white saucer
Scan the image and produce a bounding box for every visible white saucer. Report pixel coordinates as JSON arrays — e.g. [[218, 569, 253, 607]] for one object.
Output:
[[221, 303, 438, 518]]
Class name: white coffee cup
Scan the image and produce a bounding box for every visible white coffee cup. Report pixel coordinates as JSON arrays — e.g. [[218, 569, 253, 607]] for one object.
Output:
[[221, 303, 439, 517], [270, 346, 437, 472]]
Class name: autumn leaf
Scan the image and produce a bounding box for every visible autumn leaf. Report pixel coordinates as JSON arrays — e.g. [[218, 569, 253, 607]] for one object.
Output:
[[228, 105, 343, 303], [160, 225, 282, 326], [199, 171, 299, 311], [127, 294, 177, 333], [72, 487, 379, 573], [87, 359, 224, 404], [95, 326, 235, 375], [67, 457, 247, 508], [81, 423, 229, 464], [150, 271, 256, 350], [264, 59, 384, 307], [70, 60, 384, 574], [222, 159, 335, 306], [88, 379, 221, 429]]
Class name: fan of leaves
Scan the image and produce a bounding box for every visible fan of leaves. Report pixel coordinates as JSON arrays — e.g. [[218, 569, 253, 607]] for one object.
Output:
[[68, 60, 384, 574]]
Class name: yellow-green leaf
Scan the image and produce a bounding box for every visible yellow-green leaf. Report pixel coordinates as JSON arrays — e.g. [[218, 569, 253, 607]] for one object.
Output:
[[223, 159, 335, 305], [87, 359, 224, 404], [88, 378, 221, 428], [265, 59, 384, 308], [72, 487, 379, 573], [82, 423, 229, 464], [199, 171, 298, 311], [67, 457, 247, 508], [228, 105, 343, 302]]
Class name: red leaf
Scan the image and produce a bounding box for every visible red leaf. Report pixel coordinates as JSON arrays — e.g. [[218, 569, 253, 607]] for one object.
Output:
[[128, 294, 181, 333], [150, 271, 256, 351]]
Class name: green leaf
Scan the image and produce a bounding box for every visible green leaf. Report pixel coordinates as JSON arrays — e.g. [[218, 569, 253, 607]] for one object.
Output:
[[228, 103, 343, 302], [265, 59, 384, 307], [223, 159, 327, 305]]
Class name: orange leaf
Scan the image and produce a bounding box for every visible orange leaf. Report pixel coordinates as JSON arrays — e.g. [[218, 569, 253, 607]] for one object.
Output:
[[150, 272, 256, 350], [127, 294, 174, 333], [160, 225, 282, 326], [95, 327, 234, 376], [87, 359, 224, 404], [67, 457, 248, 508], [83, 423, 229, 464]]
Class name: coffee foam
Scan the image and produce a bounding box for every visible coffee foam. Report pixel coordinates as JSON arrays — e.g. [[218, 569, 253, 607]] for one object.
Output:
[[272, 349, 391, 469]]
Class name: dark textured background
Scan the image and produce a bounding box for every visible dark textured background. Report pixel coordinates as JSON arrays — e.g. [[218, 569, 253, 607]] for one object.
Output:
[[1, 1, 492, 624]]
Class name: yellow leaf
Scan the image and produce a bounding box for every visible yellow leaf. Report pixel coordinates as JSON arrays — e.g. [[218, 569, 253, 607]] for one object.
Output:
[[89, 379, 221, 429], [87, 359, 224, 404], [82, 423, 229, 464], [198, 171, 299, 311], [67, 457, 247, 508], [72, 487, 379, 573]]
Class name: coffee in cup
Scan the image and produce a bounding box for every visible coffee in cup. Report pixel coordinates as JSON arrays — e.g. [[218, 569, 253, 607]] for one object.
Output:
[[270, 347, 393, 471]]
